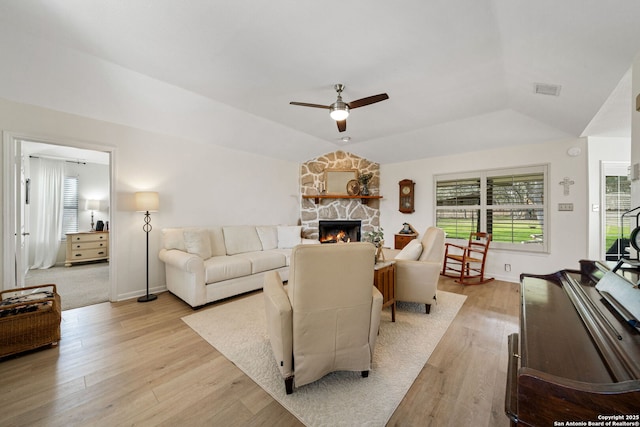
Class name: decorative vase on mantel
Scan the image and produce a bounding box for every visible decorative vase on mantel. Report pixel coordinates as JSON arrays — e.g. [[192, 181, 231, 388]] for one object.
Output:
[[359, 173, 373, 196]]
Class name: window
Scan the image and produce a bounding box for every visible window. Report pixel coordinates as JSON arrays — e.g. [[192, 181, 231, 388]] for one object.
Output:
[[435, 165, 547, 252], [61, 176, 78, 239]]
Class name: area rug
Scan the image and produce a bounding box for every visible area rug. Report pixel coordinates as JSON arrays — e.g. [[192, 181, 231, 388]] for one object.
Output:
[[182, 290, 466, 427]]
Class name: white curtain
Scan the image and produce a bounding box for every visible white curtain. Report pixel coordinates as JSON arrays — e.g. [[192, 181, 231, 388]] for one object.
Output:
[[32, 158, 64, 269]]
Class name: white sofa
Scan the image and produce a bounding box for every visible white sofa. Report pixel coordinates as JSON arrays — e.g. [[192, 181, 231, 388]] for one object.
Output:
[[159, 225, 317, 308]]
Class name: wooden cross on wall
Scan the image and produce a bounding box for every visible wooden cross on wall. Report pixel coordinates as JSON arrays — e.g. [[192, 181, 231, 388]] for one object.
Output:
[[559, 177, 574, 196]]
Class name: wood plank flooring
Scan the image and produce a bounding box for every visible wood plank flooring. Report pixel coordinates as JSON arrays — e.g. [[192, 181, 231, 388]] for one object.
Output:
[[0, 276, 520, 426]]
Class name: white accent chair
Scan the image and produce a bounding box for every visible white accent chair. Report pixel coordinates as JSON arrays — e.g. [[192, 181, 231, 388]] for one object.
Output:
[[384, 227, 446, 314], [263, 242, 383, 394]]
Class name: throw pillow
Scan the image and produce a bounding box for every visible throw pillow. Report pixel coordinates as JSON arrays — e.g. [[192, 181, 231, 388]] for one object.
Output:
[[183, 229, 212, 259], [162, 228, 187, 251], [394, 239, 423, 261], [222, 226, 262, 255], [277, 225, 302, 249], [257, 226, 278, 250]]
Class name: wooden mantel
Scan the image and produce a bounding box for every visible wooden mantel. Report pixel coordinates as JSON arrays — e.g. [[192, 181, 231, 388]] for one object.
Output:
[[302, 194, 383, 205]]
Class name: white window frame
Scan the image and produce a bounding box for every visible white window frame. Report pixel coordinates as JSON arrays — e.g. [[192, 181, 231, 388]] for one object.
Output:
[[434, 164, 549, 253]]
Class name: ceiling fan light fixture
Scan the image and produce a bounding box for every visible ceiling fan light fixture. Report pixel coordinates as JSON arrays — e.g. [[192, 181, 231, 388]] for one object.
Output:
[[329, 102, 349, 121]]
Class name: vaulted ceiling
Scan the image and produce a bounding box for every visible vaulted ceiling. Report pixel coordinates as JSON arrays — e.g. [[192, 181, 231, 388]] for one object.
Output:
[[1, 1, 639, 163]]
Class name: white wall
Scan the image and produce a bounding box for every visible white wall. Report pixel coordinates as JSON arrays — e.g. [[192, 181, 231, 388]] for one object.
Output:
[[0, 97, 300, 301], [74, 162, 111, 231], [380, 137, 589, 282]]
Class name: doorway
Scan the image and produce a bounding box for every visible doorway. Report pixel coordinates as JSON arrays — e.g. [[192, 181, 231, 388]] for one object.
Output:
[[602, 161, 631, 261], [3, 134, 114, 310]]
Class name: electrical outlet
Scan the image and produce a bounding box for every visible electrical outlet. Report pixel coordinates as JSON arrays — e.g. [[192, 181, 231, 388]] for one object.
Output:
[[558, 203, 573, 211], [505, 264, 511, 272]]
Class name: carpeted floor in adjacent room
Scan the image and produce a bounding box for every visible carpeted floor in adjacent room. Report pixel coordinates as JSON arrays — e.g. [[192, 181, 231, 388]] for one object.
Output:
[[24, 263, 109, 310]]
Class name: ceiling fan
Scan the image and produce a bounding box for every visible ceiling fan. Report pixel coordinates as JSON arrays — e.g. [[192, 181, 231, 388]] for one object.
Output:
[[290, 84, 389, 132]]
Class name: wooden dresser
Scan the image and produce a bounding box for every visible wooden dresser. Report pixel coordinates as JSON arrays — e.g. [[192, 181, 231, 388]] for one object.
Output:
[[394, 233, 417, 249], [65, 231, 109, 266]]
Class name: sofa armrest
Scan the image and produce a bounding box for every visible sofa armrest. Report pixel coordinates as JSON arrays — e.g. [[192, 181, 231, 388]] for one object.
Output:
[[159, 248, 206, 307], [159, 248, 204, 273], [368, 286, 383, 358], [263, 271, 293, 379]]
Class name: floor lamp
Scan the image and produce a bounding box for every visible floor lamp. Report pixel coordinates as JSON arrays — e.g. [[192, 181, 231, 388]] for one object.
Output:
[[135, 191, 159, 303]]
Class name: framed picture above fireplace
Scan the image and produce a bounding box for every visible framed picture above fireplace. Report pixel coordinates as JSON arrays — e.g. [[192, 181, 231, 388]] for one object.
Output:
[[324, 169, 358, 195]]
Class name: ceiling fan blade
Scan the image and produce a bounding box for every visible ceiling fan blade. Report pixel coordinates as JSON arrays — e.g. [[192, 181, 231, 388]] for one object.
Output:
[[290, 102, 330, 109], [337, 120, 346, 132], [348, 93, 389, 109]]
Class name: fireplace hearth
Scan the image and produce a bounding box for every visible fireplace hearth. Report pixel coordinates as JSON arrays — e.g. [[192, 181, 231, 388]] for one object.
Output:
[[319, 220, 362, 243]]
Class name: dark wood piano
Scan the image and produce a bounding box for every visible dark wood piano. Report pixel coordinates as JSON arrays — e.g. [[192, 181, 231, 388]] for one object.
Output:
[[505, 260, 640, 426]]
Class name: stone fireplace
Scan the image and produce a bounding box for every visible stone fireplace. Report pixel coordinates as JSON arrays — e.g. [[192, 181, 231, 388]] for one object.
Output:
[[318, 220, 361, 243], [300, 151, 380, 240]]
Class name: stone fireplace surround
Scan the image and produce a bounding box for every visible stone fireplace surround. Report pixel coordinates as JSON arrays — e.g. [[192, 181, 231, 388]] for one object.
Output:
[[300, 151, 380, 241]]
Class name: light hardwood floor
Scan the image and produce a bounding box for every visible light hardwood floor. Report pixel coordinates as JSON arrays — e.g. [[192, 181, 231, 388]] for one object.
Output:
[[0, 276, 520, 426]]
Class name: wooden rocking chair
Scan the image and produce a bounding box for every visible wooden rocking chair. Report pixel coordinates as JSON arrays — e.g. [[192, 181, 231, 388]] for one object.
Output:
[[442, 232, 494, 285]]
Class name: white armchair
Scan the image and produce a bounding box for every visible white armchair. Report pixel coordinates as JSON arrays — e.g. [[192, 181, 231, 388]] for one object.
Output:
[[263, 242, 383, 394], [384, 227, 445, 314]]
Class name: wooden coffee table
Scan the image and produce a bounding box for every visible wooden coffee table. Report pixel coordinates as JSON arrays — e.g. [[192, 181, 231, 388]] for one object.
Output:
[[374, 260, 396, 322]]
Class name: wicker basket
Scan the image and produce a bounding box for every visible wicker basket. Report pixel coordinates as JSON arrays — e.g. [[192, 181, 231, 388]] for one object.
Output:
[[0, 284, 61, 358]]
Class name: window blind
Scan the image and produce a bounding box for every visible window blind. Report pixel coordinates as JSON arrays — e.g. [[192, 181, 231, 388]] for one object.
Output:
[[61, 176, 78, 238]]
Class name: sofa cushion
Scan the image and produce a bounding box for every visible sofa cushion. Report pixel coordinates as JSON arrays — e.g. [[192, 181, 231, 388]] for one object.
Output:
[[395, 239, 423, 261], [208, 227, 227, 257], [271, 248, 292, 266], [256, 226, 278, 250], [277, 225, 302, 249], [203, 256, 252, 283], [162, 228, 187, 251], [234, 251, 287, 274], [223, 226, 263, 255], [184, 229, 212, 259]]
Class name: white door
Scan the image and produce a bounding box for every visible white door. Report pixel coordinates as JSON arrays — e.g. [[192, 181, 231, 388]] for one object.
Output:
[[16, 142, 30, 286], [601, 161, 631, 261], [2, 137, 28, 288]]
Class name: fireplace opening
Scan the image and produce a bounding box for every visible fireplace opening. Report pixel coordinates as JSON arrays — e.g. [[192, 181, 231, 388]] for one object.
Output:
[[319, 220, 361, 243]]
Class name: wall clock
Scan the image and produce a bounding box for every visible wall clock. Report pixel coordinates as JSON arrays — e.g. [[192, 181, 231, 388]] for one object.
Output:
[[399, 179, 415, 213]]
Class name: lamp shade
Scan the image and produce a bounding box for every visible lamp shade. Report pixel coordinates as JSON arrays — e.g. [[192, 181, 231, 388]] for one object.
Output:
[[135, 191, 159, 212], [85, 199, 100, 211]]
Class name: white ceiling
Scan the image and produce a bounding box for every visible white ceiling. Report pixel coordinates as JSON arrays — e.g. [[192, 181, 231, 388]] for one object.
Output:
[[0, 0, 638, 163]]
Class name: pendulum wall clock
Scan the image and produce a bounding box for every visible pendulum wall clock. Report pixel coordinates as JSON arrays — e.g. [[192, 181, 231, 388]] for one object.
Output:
[[399, 179, 415, 213]]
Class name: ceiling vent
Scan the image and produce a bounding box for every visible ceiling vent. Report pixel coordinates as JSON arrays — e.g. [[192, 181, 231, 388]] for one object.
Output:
[[534, 83, 562, 96]]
